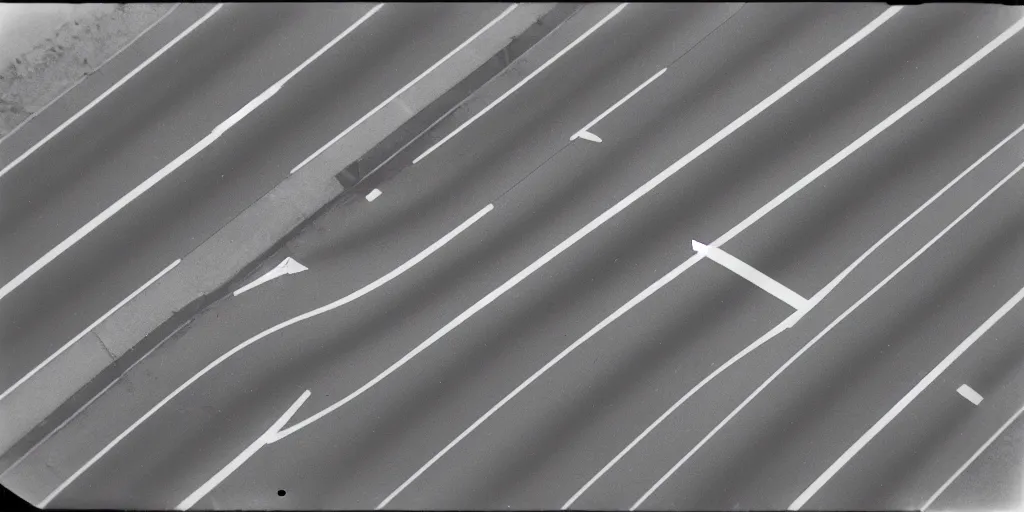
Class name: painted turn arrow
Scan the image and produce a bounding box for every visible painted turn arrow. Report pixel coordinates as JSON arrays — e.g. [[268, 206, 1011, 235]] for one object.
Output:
[[233, 257, 308, 296]]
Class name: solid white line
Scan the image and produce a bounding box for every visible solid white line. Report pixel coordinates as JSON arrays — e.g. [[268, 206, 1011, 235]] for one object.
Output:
[[632, 155, 1024, 511], [693, 240, 807, 309], [279, 3, 384, 83], [271, 1, 888, 452], [366, 188, 383, 202], [37, 204, 492, 508], [288, 4, 519, 175], [562, 313, 799, 509], [0, 6, 382, 304], [0, 259, 181, 403], [956, 384, 984, 406], [358, 10, 912, 506], [571, 67, 667, 143], [921, 400, 1024, 510], [0, 304, 179, 481], [714, 10, 1024, 246], [210, 85, 281, 137], [0, 4, 216, 180], [176, 389, 311, 510], [372, 10, 901, 506], [376, 257, 798, 509], [789, 283, 1024, 510], [411, 4, 628, 165], [565, 118, 1024, 509]]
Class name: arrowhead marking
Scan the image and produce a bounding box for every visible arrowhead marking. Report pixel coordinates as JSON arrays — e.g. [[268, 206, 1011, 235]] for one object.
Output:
[[234, 257, 307, 296], [280, 257, 308, 275]]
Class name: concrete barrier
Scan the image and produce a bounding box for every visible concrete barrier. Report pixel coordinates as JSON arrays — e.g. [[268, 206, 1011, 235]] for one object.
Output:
[[0, 2, 574, 463]]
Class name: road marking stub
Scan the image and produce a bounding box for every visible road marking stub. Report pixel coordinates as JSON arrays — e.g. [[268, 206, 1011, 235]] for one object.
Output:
[[572, 130, 603, 143], [956, 384, 983, 405], [692, 240, 808, 310], [366, 188, 383, 202]]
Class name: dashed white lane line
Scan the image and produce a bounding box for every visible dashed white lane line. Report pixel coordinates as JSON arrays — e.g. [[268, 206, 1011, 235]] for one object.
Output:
[[957, 384, 984, 406], [288, 4, 519, 175], [366, 188, 383, 202], [232, 257, 308, 297], [412, 3, 628, 165], [692, 240, 808, 310], [372, 9, 902, 508], [0, 4, 219, 180], [0, 258, 181, 403], [38, 204, 493, 508], [175, 389, 311, 510], [790, 282, 1024, 510], [0, 4, 384, 304], [628, 16, 1024, 509], [571, 67, 667, 144], [921, 399, 1024, 510], [634, 153, 1024, 512], [563, 117, 1024, 509]]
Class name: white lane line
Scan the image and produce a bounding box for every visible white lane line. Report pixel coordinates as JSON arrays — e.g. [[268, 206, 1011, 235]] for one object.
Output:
[[565, 118, 1024, 509], [632, 155, 1024, 512], [268, 2, 892, 453], [175, 389, 311, 510], [411, 3, 628, 165], [0, 259, 181, 403], [233, 257, 308, 297], [692, 240, 808, 309], [38, 204, 492, 508], [374, 260, 800, 509], [0, 301, 184, 481], [288, 4, 519, 175], [715, 11, 1024, 246], [0, 4, 218, 180], [957, 384, 984, 406], [366, 188, 383, 202], [790, 283, 1024, 510], [0, 5, 383, 304], [571, 67, 667, 144], [374, 9, 897, 505], [379, 11, 910, 506], [562, 314, 797, 509], [921, 400, 1024, 510]]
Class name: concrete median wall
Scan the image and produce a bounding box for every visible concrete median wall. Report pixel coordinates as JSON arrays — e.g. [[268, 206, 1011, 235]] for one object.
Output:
[[0, 2, 570, 460]]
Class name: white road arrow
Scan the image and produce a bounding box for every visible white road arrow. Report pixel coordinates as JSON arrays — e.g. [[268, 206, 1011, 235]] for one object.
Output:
[[233, 257, 308, 297]]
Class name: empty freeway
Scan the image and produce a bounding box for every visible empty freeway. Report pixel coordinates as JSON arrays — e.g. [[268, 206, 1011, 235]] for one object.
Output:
[[2, 2, 1023, 510]]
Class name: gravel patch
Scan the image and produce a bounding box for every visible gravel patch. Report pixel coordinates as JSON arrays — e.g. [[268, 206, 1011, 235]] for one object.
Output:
[[0, 3, 175, 138]]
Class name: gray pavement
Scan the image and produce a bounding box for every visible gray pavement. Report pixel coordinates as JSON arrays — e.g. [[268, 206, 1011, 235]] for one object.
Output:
[[0, 2, 508, 392], [2, 2, 1024, 510]]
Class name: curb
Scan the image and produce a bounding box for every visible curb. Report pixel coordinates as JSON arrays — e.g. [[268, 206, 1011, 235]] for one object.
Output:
[[0, 3, 566, 464], [337, 3, 583, 189]]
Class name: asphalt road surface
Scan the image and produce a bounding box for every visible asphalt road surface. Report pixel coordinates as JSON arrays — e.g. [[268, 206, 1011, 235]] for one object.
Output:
[[3, 3, 1024, 510], [0, 2, 508, 392]]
